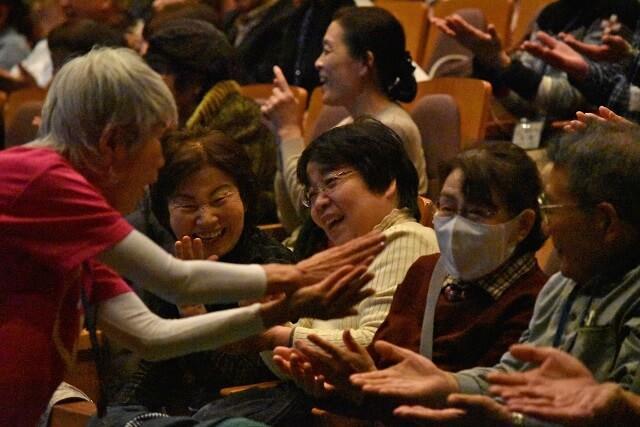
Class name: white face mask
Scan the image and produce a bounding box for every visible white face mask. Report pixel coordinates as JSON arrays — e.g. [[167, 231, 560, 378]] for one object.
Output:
[[433, 213, 522, 281]]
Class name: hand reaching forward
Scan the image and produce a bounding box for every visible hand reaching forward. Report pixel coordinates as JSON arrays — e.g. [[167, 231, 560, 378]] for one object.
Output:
[[394, 394, 513, 427], [563, 106, 635, 133], [485, 344, 632, 426], [488, 344, 594, 394], [174, 235, 219, 317], [260, 65, 303, 140], [350, 340, 458, 408], [294, 330, 376, 401], [559, 32, 633, 63], [431, 14, 510, 68], [260, 264, 375, 327], [273, 346, 332, 399], [522, 31, 590, 80], [262, 231, 385, 296], [499, 381, 631, 427]]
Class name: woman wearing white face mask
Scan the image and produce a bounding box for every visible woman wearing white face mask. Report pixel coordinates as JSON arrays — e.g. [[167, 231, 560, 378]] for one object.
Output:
[[270, 143, 549, 410]]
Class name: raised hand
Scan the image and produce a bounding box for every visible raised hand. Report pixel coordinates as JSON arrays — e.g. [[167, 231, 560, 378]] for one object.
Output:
[[501, 381, 629, 427], [488, 344, 594, 394], [431, 14, 509, 68], [286, 265, 374, 320], [291, 330, 376, 400], [263, 231, 385, 296], [174, 235, 217, 316], [394, 394, 512, 427], [559, 32, 633, 63], [350, 340, 458, 408], [273, 346, 331, 398], [485, 345, 626, 427], [260, 65, 303, 139], [522, 31, 590, 80], [260, 264, 375, 329], [563, 106, 635, 133]]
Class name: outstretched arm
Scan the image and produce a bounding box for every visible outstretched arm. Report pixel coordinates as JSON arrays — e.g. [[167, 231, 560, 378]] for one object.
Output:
[[98, 229, 385, 305], [99, 264, 376, 360]]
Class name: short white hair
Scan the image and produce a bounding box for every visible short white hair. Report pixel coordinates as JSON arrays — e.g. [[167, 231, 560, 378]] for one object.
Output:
[[39, 47, 177, 170]]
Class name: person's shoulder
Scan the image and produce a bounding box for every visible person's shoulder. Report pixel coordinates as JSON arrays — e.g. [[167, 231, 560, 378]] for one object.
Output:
[[375, 104, 420, 138], [0, 146, 69, 177], [383, 219, 437, 248], [235, 225, 295, 264]]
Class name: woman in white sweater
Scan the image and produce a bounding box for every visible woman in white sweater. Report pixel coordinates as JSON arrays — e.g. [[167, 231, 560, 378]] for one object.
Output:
[[263, 6, 427, 231]]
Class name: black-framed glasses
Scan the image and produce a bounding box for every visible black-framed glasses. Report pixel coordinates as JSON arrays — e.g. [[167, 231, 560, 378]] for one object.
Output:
[[302, 169, 355, 208]]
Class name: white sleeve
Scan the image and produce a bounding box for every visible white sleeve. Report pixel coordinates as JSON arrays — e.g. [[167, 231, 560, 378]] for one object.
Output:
[[98, 229, 267, 305], [97, 292, 265, 361]]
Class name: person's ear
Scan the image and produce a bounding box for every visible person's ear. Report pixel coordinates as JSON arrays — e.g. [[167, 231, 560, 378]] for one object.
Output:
[[595, 202, 622, 244], [97, 125, 129, 171], [383, 179, 398, 201], [513, 208, 536, 244], [360, 50, 375, 77]]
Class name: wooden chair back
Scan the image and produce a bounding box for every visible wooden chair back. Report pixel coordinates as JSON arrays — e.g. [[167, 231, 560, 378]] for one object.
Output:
[[409, 93, 461, 200], [409, 77, 491, 150], [4, 86, 47, 131]]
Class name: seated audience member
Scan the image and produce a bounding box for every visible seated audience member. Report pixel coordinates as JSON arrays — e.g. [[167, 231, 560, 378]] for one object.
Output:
[[521, 12, 640, 124], [349, 121, 640, 425], [192, 118, 438, 425], [0, 0, 31, 70], [264, 6, 426, 231], [0, 47, 384, 427], [4, 19, 126, 148], [223, 0, 294, 84], [563, 105, 636, 133], [431, 0, 640, 120], [489, 344, 640, 426], [143, 0, 221, 40], [2, 0, 139, 91], [116, 129, 294, 413], [145, 18, 278, 222], [273, 141, 547, 416], [276, 0, 353, 94], [48, 19, 125, 74]]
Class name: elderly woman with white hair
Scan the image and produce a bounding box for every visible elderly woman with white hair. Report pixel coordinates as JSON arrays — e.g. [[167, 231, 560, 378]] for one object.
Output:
[[0, 47, 384, 427]]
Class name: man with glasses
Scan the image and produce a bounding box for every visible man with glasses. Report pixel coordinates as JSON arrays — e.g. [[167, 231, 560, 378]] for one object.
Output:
[[350, 121, 640, 426]]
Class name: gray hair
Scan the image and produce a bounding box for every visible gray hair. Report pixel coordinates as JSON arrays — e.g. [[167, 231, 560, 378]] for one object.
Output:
[[38, 47, 177, 171], [548, 121, 640, 227]]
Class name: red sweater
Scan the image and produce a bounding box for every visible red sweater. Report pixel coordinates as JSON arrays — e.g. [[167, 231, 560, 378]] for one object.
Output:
[[369, 253, 547, 371]]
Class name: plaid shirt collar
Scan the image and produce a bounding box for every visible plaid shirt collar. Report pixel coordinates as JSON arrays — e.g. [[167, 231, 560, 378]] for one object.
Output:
[[443, 252, 537, 300]]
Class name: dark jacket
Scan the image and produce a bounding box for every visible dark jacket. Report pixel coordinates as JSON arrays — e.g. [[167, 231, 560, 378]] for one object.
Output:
[[224, 0, 296, 84]]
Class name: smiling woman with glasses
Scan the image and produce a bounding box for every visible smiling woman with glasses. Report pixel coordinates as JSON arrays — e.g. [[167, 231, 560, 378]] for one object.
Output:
[[114, 128, 296, 413], [190, 117, 438, 425], [262, 141, 549, 424]]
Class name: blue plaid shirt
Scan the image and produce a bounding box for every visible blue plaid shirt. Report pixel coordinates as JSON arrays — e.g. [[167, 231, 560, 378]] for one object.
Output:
[[574, 18, 640, 122]]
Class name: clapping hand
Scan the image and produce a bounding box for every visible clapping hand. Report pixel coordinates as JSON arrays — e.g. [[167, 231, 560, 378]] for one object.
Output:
[[431, 14, 510, 68]]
